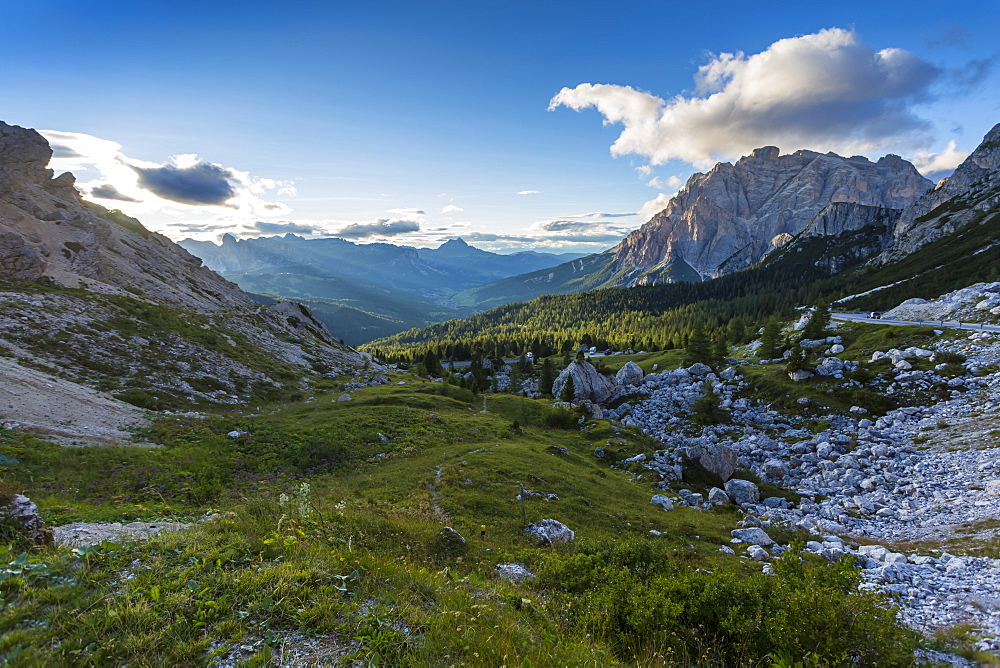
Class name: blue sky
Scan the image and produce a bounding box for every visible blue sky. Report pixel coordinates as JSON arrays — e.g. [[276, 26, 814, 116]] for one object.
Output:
[[1, 1, 997, 253]]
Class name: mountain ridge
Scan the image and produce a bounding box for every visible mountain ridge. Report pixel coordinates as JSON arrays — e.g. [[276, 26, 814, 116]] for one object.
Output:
[[454, 146, 934, 310]]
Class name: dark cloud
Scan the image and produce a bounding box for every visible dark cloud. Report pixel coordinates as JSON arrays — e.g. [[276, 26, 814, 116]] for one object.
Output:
[[332, 218, 420, 239], [950, 57, 996, 91], [130, 161, 237, 206], [251, 221, 321, 235], [50, 143, 83, 159], [927, 24, 971, 48], [533, 220, 589, 232], [90, 184, 140, 203]]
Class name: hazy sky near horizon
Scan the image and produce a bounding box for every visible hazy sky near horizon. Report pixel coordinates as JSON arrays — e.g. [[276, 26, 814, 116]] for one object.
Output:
[[1, 1, 998, 253]]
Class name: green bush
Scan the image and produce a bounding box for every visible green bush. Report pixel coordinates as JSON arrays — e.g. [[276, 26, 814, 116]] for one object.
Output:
[[534, 541, 916, 665], [542, 406, 580, 429]]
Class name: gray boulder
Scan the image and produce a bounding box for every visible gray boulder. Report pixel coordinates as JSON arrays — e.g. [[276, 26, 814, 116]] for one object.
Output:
[[699, 443, 738, 481], [747, 544, 771, 561], [731, 527, 774, 546], [495, 562, 535, 582], [337, 393, 351, 402], [708, 487, 731, 505], [615, 361, 644, 387], [788, 369, 814, 381], [650, 494, 675, 511], [719, 366, 739, 382], [525, 519, 575, 545], [687, 362, 712, 376], [724, 479, 760, 505], [762, 459, 788, 479], [552, 360, 617, 404]]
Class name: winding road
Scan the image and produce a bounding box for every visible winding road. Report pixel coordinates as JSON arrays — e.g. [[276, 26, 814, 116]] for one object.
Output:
[[832, 312, 1000, 333]]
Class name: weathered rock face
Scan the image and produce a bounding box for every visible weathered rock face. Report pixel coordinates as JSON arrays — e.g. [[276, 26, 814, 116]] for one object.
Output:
[[612, 147, 931, 282], [0, 121, 252, 311], [886, 123, 1000, 260], [552, 360, 616, 404], [796, 202, 900, 240]]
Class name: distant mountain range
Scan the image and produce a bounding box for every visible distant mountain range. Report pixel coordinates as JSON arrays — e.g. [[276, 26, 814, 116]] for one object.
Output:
[[456, 147, 933, 311], [178, 235, 583, 344]]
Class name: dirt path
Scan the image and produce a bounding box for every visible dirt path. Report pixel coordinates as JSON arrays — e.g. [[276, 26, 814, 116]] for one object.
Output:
[[0, 356, 150, 445]]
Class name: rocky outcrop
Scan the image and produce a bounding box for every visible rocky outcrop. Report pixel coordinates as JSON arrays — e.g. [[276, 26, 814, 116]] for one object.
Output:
[[0, 121, 369, 411], [613, 147, 931, 282], [1, 494, 51, 545], [0, 121, 249, 310], [552, 360, 616, 404], [798, 202, 900, 240], [885, 123, 1000, 260]]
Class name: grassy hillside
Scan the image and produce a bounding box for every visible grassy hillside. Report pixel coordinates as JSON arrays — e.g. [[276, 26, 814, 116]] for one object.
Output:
[[0, 376, 915, 665]]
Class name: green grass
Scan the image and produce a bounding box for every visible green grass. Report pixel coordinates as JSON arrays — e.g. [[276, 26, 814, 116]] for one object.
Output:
[[589, 349, 688, 375], [0, 376, 919, 665]]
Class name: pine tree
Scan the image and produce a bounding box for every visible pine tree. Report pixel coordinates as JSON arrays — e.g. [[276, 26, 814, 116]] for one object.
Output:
[[423, 351, 442, 377], [759, 317, 781, 359], [685, 324, 712, 365], [711, 336, 728, 368], [518, 353, 532, 374], [802, 300, 831, 339], [727, 317, 746, 344], [559, 373, 576, 403], [538, 358, 556, 396]]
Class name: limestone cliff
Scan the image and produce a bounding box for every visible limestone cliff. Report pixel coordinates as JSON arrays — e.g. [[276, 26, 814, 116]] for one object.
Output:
[[613, 147, 931, 282]]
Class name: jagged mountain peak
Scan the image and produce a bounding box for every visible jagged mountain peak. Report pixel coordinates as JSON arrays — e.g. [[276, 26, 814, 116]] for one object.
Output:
[[612, 145, 932, 282], [438, 237, 470, 249]]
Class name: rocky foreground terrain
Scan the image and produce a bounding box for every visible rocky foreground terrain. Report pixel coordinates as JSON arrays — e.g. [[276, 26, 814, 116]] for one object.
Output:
[[593, 324, 1000, 653]]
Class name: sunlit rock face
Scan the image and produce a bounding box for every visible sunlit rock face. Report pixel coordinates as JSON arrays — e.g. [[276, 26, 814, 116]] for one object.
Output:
[[612, 146, 931, 282]]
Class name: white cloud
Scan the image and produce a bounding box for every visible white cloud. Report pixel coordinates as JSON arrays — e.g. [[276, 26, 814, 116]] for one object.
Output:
[[441, 204, 463, 213], [517, 190, 540, 195], [550, 28, 942, 169], [638, 193, 676, 221], [909, 139, 968, 177], [645, 175, 682, 190], [387, 207, 425, 216]]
